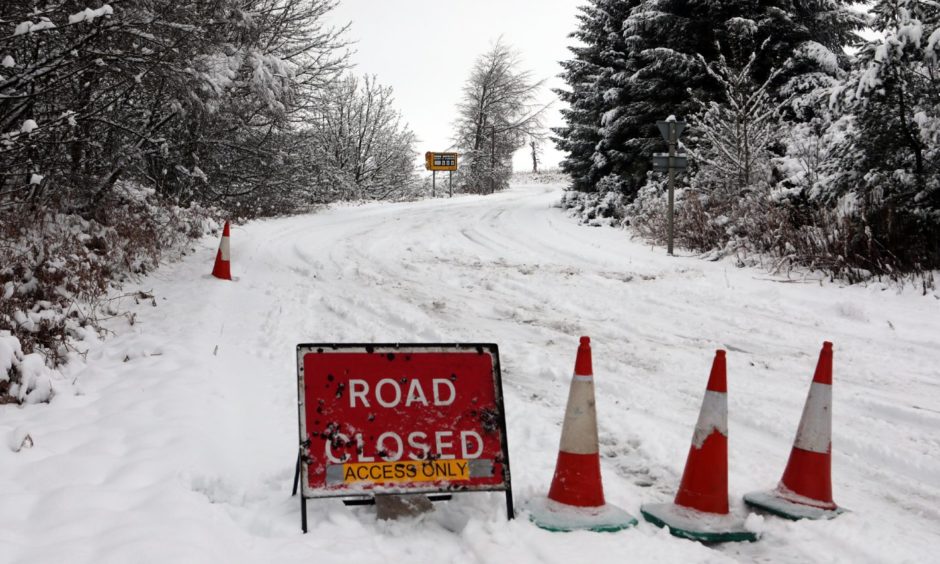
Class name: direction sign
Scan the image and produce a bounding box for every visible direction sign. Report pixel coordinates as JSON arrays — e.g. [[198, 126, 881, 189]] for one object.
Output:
[[652, 153, 688, 172], [425, 152, 458, 171], [657, 120, 686, 144], [294, 343, 513, 530]]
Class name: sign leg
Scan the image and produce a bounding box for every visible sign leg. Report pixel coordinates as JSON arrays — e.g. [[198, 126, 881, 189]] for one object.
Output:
[[301, 495, 308, 534], [505, 489, 515, 520], [449, 170, 453, 197], [292, 450, 301, 497], [432, 170, 436, 198], [667, 140, 676, 256]]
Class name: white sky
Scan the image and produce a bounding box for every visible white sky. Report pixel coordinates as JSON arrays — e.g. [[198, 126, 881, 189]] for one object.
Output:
[[326, 0, 582, 173]]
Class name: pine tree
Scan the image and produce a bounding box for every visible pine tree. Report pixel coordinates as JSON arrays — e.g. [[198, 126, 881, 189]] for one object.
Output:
[[555, 0, 864, 198], [553, 0, 638, 192], [828, 0, 940, 271], [595, 0, 712, 197]]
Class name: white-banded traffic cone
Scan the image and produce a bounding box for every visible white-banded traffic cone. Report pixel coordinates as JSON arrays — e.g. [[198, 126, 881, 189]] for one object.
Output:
[[641, 351, 758, 542], [744, 342, 844, 520], [529, 336, 637, 532], [211, 221, 232, 280]]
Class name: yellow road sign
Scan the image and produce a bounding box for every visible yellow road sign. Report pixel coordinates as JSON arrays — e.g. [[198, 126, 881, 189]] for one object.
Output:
[[425, 152, 458, 171]]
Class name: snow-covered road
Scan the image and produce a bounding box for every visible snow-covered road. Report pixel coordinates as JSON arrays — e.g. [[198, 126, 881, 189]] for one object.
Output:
[[2, 181, 939, 563]]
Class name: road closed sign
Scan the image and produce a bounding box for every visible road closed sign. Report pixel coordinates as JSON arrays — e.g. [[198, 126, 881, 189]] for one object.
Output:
[[294, 343, 513, 527]]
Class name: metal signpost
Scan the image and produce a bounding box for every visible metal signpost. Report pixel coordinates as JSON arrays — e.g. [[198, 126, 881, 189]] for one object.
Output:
[[425, 152, 458, 197], [293, 343, 513, 533], [654, 119, 687, 256]]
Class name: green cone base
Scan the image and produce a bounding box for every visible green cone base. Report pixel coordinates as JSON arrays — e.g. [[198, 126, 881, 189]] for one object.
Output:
[[744, 490, 845, 521], [528, 497, 638, 533], [640, 502, 758, 543]]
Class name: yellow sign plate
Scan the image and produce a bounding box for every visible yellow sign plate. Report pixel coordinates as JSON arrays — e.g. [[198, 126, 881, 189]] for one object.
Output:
[[341, 459, 471, 484], [425, 151, 458, 171]]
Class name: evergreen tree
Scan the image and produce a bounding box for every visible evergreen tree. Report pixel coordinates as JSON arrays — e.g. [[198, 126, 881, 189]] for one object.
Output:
[[596, 0, 712, 197], [553, 0, 637, 192], [555, 0, 864, 197], [828, 0, 940, 271]]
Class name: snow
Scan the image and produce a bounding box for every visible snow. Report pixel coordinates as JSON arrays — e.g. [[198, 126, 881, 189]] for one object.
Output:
[[13, 354, 55, 404], [794, 41, 839, 75], [929, 27, 940, 59], [1, 181, 939, 562], [744, 490, 843, 521], [29, 174, 43, 185], [61, 110, 78, 127], [898, 20, 923, 48], [6, 426, 33, 453], [13, 18, 56, 35], [725, 18, 757, 37], [641, 502, 754, 536], [1, 55, 14, 68], [20, 120, 38, 134], [0, 332, 22, 382], [527, 497, 637, 532], [68, 5, 114, 25]]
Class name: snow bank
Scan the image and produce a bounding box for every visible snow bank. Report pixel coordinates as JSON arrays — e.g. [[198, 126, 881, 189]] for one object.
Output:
[[0, 332, 54, 403], [68, 4, 114, 24], [0, 331, 22, 382]]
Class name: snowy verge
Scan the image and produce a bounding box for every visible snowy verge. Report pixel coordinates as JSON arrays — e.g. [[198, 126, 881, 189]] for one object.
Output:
[[0, 181, 219, 404], [561, 186, 939, 292]]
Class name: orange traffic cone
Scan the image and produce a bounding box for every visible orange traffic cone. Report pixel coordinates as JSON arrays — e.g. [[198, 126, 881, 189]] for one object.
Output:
[[211, 221, 232, 280], [641, 351, 757, 542], [529, 337, 637, 532], [744, 342, 844, 520]]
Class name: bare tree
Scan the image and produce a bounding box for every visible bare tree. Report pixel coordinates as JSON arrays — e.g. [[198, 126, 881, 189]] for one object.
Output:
[[0, 0, 349, 216], [453, 38, 548, 193], [530, 137, 545, 173], [306, 74, 416, 200]]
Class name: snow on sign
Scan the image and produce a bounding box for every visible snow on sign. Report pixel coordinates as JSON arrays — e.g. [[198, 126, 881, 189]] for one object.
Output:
[[294, 343, 513, 531]]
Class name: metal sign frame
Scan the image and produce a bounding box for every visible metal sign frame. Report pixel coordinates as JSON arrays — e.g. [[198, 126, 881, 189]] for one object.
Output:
[[292, 343, 514, 532]]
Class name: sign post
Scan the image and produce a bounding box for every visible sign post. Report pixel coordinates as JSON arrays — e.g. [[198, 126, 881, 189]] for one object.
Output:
[[654, 118, 687, 256], [294, 343, 513, 532], [425, 152, 458, 198]]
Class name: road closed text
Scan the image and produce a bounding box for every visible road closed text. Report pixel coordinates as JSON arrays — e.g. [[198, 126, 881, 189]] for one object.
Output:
[[324, 429, 484, 463]]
